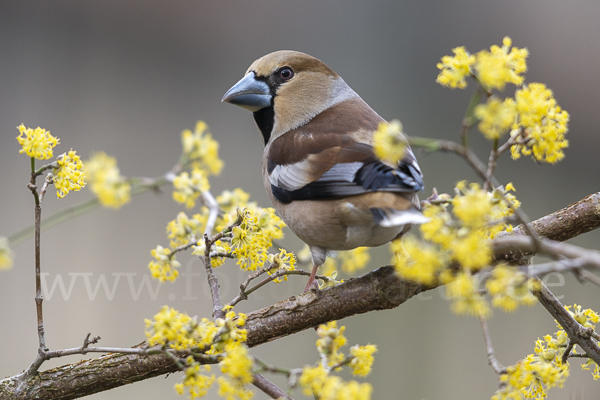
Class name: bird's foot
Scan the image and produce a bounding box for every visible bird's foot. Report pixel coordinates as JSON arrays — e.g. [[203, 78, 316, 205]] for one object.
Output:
[[304, 278, 320, 295]]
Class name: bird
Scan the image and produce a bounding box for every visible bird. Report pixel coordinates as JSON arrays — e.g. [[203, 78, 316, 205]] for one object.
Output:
[[222, 50, 426, 292]]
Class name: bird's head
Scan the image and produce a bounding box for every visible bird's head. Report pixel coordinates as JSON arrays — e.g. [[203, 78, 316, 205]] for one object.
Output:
[[222, 50, 357, 145]]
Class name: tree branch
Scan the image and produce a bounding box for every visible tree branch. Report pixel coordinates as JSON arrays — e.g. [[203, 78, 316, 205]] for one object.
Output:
[[2, 192, 599, 399]]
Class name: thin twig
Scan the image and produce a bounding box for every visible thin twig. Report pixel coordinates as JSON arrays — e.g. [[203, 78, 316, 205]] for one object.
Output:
[[228, 270, 331, 308], [561, 339, 575, 364], [483, 137, 499, 192], [202, 190, 220, 237], [527, 256, 600, 285], [252, 373, 294, 400], [201, 203, 239, 320], [254, 357, 292, 376], [204, 232, 224, 320], [479, 316, 506, 376]]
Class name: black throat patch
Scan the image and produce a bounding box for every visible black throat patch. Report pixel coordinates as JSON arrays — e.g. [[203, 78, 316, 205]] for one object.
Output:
[[253, 106, 275, 145]]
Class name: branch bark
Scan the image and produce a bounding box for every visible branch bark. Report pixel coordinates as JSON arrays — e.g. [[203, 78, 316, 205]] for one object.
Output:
[[2, 192, 599, 399]]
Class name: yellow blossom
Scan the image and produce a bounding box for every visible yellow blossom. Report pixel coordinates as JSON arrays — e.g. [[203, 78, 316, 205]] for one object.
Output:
[[373, 120, 406, 165], [16, 124, 59, 160], [452, 182, 492, 227], [299, 364, 329, 397], [565, 304, 599, 330], [511, 83, 569, 163], [176, 362, 215, 399], [474, 97, 517, 140], [166, 211, 205, 248], [349, 344, 377, 377], [392, 236, 444, 285], [217, 376, 253, 400], [336, 380, 373, 400], [436, 46, 475, 89], [419, 205, 454, 249], [211, 311, 248, 353], [445, 272, 490, 318], [316, 321, 347, 366], [515, 83, 555, 128], [227, 207, 285, 271], [214, 323, 253, 400], [299, 365, 373, 400], [581, 359, 600, 380], [219, 342, 253, 385], [451, 231, 491, 271], [84, 152, 131, 209], [475, 37, 528, 90], [192, 239, 229, 268], [148, 245, 180, 282], [172, 168, 210, 209], [320, 258, 337, 281], [494, 332, 570, 400], [486, 266, 538, 312], [181, 121, 224, 175], [217, 188, 253, 214], [54, 150, 86, 198], [145, 305, 190, 346], [266, 248, 296, 282], [0, 237, 14, 270]]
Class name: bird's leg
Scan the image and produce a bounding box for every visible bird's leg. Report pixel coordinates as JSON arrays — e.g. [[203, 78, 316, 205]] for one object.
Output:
[[304, 262, 320, 293], [305, 245, 326, 293]]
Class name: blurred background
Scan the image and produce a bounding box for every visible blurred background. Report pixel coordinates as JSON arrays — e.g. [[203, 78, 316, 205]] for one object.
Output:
[[1, 1, 599, 399]]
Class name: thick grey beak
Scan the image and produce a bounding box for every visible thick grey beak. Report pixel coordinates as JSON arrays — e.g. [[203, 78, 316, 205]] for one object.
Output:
[[221, 72, 272, 112]]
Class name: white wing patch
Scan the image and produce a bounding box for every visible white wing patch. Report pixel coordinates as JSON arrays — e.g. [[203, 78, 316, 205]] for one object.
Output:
[[270, 161, 363, 191]]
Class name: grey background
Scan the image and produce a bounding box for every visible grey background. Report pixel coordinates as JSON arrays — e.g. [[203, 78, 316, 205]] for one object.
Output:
[[1, 1, 599, 399]]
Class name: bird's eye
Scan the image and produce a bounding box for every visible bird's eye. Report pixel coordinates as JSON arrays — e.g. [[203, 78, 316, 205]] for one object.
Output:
[[278, 67, 294, 81]]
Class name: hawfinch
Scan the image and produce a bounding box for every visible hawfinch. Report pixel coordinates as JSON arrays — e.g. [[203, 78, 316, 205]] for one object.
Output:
[[222, 50, 426, 291]]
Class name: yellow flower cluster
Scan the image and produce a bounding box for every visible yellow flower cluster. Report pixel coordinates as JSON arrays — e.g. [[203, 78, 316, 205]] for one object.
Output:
[[445, 272, 490, 318], [394, 182, 520, 317], [299, 365, 373, 400], [349, 344, 377, 377], [563, 304, 600, 381], [84, 152, 131, 209], [566, 303, 599, 330], [511, 83, 569, 163], [148, 245, 181, 282], [485, 266, 539, 312], [373, 120, 406, 166], [316, 321, 348, 367], [146, 308, 251, 399], [16, 124, 59, 160], [217, 342, 254, 400], [476, 37, 528, 90], [266, 249, 296, 283], [216, 188, 254, 214], [167, 211, 206, 248], [474, 97, 517, 140], [172, 168, 210, 209], [0, 237, 14, 270], [437, 39, 569, 162], [299, 321, 375, 400], [437, 38, 527, 91], [223, 207, 286, 271], [494, 334, 570, 400], [175, 361, 215, 399], [436, 46, 475, 89], [53, 150, 86, 198], [145, 306, 217, 350], [181, 121, 224, 176], [494, 304, 599, 399]]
